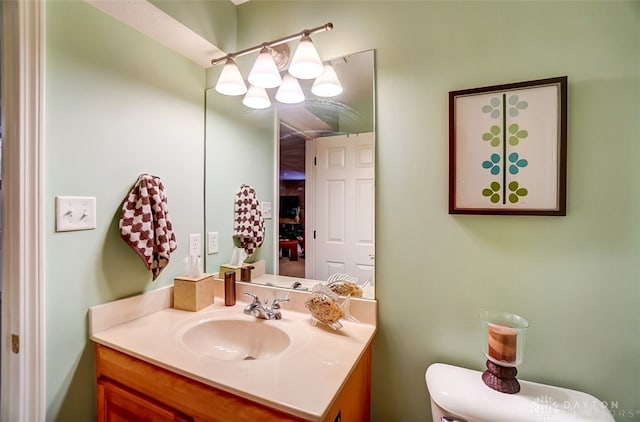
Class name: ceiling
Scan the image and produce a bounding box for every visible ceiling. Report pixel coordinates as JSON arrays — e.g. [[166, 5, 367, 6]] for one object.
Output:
[[279, 51, 374, 180]]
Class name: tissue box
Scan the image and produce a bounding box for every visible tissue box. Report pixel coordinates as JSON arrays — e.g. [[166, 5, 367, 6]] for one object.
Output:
[[173, 273, 214, 312], [248, 260, 266, 278]]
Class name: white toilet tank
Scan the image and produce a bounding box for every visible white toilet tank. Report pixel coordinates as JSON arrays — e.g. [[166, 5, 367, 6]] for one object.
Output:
[[425, 363, 614, 422]]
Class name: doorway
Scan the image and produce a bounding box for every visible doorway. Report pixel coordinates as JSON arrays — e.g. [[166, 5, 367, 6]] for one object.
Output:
[[274, 50, 375, 284], [306, 132, 375, 283], [278, 125, 306, 278]]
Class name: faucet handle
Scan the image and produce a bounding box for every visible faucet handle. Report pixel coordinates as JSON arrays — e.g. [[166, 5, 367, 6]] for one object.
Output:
[[271, 297, 290, 310], [244, 292, 260, 304]]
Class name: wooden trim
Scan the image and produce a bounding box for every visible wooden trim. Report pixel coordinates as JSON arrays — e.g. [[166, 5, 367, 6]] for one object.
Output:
[[0, 0, 45, 420]]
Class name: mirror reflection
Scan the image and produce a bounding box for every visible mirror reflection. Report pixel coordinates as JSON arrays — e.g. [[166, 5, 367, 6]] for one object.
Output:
[[205, 50, 375, 299]]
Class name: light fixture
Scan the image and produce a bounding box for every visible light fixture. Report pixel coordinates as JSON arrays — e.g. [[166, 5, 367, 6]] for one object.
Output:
[[243, 85, 271, 109], [275, 73, 305, 104], [288, 35, 324, 79], [210, 23, 333, 108], [215, 58, 247, 96], [247, 47, 282, 89], [270, 44, 291, 71], [311, 64, 343, 97]]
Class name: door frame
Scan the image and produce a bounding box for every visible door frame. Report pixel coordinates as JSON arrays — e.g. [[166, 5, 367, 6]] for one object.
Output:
[[304, 137, 316, 279], [1, 0, 45, 420]]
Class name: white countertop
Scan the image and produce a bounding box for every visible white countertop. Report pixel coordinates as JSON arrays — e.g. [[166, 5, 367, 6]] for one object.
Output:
[[249, 273, 375, 300], [89, 280, 377, 421]]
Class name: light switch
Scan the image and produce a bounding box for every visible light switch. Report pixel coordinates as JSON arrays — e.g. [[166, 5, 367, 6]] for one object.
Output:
[[262, 201, 272, 219], [55, 196, 97, 232]]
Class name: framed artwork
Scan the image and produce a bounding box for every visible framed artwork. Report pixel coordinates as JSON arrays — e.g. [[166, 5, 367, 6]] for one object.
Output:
[[449, 76, 567, 216]]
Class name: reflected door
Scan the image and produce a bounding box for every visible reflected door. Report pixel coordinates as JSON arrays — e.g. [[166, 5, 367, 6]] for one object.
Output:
[[309, 133, 375, 283]]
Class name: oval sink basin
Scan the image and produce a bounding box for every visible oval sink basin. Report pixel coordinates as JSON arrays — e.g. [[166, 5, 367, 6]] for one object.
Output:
[[180, 319, 290, 361]]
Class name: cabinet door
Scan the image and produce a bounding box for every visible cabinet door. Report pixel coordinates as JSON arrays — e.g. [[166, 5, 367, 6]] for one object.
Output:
[[98, 378, 192, 422], [323, 347, 371, 422]]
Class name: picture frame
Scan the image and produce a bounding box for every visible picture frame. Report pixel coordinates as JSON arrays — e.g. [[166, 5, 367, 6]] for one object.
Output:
[[449, 76, 567, 216]]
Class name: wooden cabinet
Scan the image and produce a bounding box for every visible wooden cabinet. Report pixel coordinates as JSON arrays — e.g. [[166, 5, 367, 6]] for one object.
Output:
[[323, 344, 371, 422], [95, 344, 371, 422]]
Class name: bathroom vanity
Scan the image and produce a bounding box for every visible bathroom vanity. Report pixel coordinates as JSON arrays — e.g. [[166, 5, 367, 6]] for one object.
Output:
[[90, 278, 377, 421], [95, 344, 370, 421]]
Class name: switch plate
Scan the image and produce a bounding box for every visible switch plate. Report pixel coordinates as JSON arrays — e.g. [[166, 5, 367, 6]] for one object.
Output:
[[55, 196, 96, 232], [189, 233, 201, 257], [262, 201, 273, 219], [208, 231, 219, 255]]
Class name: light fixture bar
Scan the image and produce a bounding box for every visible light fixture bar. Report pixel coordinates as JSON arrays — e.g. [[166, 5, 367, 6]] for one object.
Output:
[[211, 23, 333, 66]]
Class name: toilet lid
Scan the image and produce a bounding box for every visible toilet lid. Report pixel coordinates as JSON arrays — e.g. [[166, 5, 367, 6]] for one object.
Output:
[[425, 363, 614, 422]]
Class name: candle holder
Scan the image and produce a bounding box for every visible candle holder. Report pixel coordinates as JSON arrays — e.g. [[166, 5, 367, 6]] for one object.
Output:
[[480, 311, 529, 394]]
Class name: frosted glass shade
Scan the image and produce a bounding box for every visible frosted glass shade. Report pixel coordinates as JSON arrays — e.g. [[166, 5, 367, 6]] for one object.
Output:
[[215, 58, 247, 96], [242, 85, 271, 109], [288, 35, 323, 79], [247, 47, 282, 89], [311, 64, 343, 97], [275, 74, 305, 104]]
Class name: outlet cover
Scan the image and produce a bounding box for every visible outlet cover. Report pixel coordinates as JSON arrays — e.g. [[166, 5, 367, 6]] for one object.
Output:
[[189, 233, 201, 256], [262, 202, 272, 219]]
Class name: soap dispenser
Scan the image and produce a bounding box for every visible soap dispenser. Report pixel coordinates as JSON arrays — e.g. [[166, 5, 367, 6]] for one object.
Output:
[[241, 265, 255, 282], [224, 271, 236, 306]]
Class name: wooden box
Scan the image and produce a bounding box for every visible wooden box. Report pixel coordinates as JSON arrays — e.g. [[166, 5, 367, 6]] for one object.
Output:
[[173, 273, 214, 312], [218, 260, 266, 282]]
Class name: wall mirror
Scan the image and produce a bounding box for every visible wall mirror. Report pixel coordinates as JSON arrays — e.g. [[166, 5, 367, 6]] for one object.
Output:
[[205, 49, 375, 299]]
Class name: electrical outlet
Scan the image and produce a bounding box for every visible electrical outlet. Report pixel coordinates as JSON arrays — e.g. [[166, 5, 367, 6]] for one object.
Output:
[[189, 233, 201, 256], [208, 231, 219, 255]]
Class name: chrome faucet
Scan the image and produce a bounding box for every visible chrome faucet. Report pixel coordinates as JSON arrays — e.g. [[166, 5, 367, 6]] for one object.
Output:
[[243, 293, 289, 320]]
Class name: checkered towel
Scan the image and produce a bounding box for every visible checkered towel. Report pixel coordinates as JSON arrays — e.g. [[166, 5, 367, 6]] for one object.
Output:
[[233, 184, 264, 257], [119, 174, 177, 280]]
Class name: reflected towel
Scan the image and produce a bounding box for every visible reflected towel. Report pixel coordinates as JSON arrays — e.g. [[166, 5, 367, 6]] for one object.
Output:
[[233, 184, 264, 257], [119, 174, 177, 280]]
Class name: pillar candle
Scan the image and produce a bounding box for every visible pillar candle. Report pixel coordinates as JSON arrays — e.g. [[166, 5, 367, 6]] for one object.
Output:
[[488, 323, 517, 364]]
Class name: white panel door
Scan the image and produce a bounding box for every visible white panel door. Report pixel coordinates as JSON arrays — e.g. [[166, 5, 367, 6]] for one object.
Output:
[[313, 133, 375, 284]]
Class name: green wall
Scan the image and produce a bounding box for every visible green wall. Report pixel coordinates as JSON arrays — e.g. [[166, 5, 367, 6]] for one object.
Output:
[[150, 0, 238, 53], [45, 1, 205, 419], [204, 86, 275, 274], [235, 1, 640, 421]]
